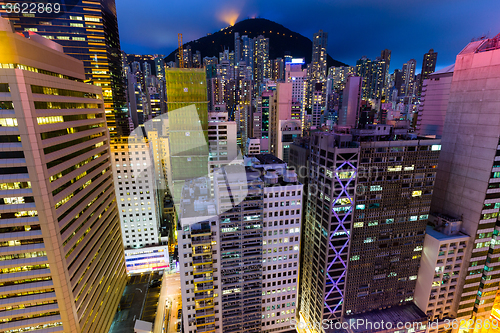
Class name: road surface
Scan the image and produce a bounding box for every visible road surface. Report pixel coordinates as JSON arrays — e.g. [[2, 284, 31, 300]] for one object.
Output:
[[154, 272, 181, 333]]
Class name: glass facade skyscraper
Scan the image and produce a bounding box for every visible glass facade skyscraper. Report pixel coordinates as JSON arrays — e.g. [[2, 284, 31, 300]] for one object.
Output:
[[165, 68, 209, 200], [0, 0, 130, 137]]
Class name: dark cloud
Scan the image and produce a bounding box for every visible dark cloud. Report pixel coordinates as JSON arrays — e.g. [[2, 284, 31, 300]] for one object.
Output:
[[116, 0, 500, 71]]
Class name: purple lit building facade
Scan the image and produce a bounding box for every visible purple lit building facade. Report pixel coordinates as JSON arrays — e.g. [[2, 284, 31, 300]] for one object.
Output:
[[299, 127, 440, 331]]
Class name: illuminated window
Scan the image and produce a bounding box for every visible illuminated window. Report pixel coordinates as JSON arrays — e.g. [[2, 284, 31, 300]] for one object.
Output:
[[0, 118, 17, 126]]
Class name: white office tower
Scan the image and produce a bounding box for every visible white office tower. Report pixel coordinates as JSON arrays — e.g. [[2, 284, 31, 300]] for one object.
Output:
[[415, 64, 454, 138], [178, 156, 302, 333], [111, 136, 168, 273], [285, 59, 307, 131], [207, 110, 240, 173], [414, 215, 469, 328], [431, 33, 500, 323]]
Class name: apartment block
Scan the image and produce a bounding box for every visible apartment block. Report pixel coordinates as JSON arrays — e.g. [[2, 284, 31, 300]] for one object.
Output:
[[179, 157, 302, 333], [414, 215, 469, 324]]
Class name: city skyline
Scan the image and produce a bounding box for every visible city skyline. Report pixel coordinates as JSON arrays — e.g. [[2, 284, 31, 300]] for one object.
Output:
[[116, 0, 500, 71], [3, 2, 500, 332]]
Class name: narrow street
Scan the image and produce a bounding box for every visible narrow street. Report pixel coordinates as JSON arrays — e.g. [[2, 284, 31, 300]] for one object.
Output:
[[154, 272, 181, 333]]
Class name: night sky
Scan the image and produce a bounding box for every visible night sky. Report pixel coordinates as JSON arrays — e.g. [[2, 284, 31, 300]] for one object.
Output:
[[116, 0, 500, 72]]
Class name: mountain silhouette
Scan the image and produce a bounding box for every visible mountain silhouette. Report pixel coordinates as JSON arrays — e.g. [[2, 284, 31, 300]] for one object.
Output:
[[164, 18, 348, 68]]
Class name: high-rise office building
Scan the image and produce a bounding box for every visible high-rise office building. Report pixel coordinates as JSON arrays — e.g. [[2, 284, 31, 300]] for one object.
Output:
[[310, 30, 328, 82], [415, 64, 454, 138], [269, 82, 301, 163], [110, 135, 169, 274], [431, 33, 500, 323], [254, 35, 270, 91], [338, 76, 362, 127], [241, 35, 254, 78], [306, 30, 328, 109], [165, 68, 209, 199], [417, 49, 438, 97], [234, 32, 241, 63], [356, 56, 372, 100], [0, 0, 130, 137], [421, 49, 438, 82], [285, 59, 307, 132], [344, 129, 440, 315], [299, 126, 440, 330], [355, 51, 390, 101], [207, 109, 240, 173], [402, 59, 417, 97], [178, 157, 302, 333], [0, 20, 126, 332], [272, 58, 285, 81]]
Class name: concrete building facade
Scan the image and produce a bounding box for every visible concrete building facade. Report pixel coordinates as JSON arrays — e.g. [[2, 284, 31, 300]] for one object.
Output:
[[0, 21, 126, 332]]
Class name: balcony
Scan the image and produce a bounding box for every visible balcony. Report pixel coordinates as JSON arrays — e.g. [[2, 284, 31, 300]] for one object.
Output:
[[194, 282, 214, 292], [193, 256, 213, 265], [197, 324, 216, 333], [195, 301, 214, 310], [192, 236, 212, 246], [193, 275, 214, 284], [193, 264, 213, 274], [196, 309, 215, 318], [196, 317, 215, 326]]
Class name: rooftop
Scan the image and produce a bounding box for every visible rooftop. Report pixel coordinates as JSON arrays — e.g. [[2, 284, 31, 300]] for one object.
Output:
[[254, 154, 286, 165], [426, 225, 469, 241], [346, 303, 427, 333]]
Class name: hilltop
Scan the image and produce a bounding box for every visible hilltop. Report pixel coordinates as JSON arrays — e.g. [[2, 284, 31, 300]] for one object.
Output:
[[164, 18, 348, 67]]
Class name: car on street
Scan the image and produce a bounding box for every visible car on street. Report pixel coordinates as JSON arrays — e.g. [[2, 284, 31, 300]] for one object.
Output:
[[149, 279, 161, 288]]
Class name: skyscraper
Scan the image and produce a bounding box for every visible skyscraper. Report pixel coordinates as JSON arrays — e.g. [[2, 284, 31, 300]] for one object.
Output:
[[310, 30, 328, 82], [234, 32, 241, 63], [306, 30, 328, 109], [299, 126, 440, 329], [165, 68, 209, 199], [285, 59, 307, 132], [338, 76, 362, 127], [178, 157, 302, 333], [402, 59, 417, 97], [0, 0, 130, 137], [269, 82, 301, 162], [0, 20, 126, 332], [430, 33, 500, 323], [421, 49, 438, 82], [415, 64, 454, 138], [355, 51, 390, 101], [254, 35, 270, 92]]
